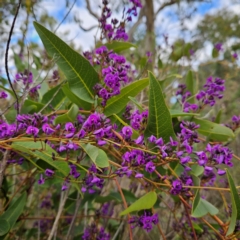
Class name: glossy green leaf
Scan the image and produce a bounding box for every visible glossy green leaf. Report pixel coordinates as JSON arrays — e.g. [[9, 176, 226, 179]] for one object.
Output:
[[12, 141, 69, 175], [0, 192, 26, 237], [80, 143, 109, 168], [186, 70, 195, 103], [104, 78, 149, 117], [226, 169, 240, 236], [54, 104, 79, 125], [103, 41, 136, 53], [192, 190, 218, 218], [144, 72, 176, 142], [62, 83, 92, 110], [0, 220, 10, 236], [169, 109, 199, 118], [34, 22, 98, 103], [193, 118, 234, 141], [214, 109, 222, 124], [120, 191, 157, 216], [41, 84, 66, 108]]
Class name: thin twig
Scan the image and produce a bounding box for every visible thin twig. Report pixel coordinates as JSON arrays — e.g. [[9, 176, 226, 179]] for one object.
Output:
[[54, 0, 77, 33], [0, 150, 10, 190], [39, 80, 66, 113], [65, 192, 81, 240], [85, 0, 99, 19], [5, 0, 22, 114], [48, 187, 70, 240], [112, 221, 124, 240], [114, 178, 133, 240]]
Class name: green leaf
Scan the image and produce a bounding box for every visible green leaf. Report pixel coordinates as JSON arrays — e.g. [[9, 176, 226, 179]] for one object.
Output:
[[0, 192, 26, 236], [214, 109, 222, 124], [144, 72, 176, 142], [34, 22, 98, 103], [54, 104, 79, 125], [80, 143, 109, 168], [128, 97, 144, 111], [13, 52, 25, 72], [22, 99, 45, 113], [11, 141, 69, 175], [192, 190, 218, 218], [41, 84, 66, 108], [0, 220, 10, 236], [186, 70, 195, 103], [120, 191, 157, 216], [193, 118, 234, 142], [212, 48, 219, 58], [104, 78, 149, 117], [190, 165, 204, 177], [226, 169, 240, 236], [169, 109, 199, 118], [158, 58, 163, 69], [103, 41, 136, 53], [62, 83, 92, 110]]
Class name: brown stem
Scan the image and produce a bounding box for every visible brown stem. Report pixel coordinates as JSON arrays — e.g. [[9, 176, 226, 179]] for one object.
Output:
[[114, 178, 133, 240]]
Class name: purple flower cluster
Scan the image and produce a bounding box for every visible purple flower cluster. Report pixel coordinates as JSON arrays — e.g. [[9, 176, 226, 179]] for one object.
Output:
[[176, 76, 225, 113], [82, 223, 110, 240], [214, 42, 223, 52], [170, 172, 193, 195], [38, 169, 55, 185], [0, 91, 8, 99], [15, 69, 33, 85], [129, 109, 148, 131], [99, 0, 142, 41], [129, 211, 159, 232], [92, 46, 131, 106], [225, 115, 240, 131], [81, 164, 105, 194]]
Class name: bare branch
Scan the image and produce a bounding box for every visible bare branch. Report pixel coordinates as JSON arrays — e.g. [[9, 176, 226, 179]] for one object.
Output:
[[47, 187, 70, 240], [5, 0, 22, 114], [79, 22, 98, 32], [155, 0, 178, 17], [85, 0, 99, 19], [65, 192, 81, 240], [0, 150, 10, 190], [54, 0, 77, 33]]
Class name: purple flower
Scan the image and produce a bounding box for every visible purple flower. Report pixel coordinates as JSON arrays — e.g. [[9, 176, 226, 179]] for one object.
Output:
[[217, 169, 226, 176], [135, 173, 144, 178], [215, 42, 223, 52], [26, 126, 39, 137], [170, 179, 182, 195], [122, 126, 133, 138], [135, 135, 144, 144], [65, 122, 75, 132], [45, 169, 55, 177], [42, 123, 55, 135], [145, 161, 155, 173], [97, 140, 107, 146], [70, 164, 80, 179], [0, 91, 8, 99], [38, 174, 45, 185], [232, 52, 238, 59], [180, 156, 191, 164]]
